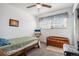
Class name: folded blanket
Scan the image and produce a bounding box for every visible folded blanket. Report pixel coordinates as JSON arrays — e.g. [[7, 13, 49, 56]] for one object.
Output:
[[0, 38, 10, 46]]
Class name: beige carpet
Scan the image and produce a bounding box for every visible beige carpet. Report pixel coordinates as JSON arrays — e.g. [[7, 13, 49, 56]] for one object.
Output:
[[27, 45, 64, 56], [46, 46, 64, 54]]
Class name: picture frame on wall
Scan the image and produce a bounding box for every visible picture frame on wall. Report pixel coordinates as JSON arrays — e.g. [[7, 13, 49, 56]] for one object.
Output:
[[9, 19, 19, 27]]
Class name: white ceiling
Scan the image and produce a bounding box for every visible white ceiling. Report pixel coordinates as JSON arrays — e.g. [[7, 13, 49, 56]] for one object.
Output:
[[9, 3, 74, 15]]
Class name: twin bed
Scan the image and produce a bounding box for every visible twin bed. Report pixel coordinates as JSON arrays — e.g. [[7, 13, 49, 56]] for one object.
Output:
[[0, 37, 39, 56]]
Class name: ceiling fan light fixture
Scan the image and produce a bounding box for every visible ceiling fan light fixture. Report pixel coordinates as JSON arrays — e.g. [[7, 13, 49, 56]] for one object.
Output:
[[36, 4, 42, 8]]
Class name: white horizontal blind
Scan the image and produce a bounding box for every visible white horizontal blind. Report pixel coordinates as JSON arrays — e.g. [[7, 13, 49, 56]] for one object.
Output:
[[52, 13, 68, 28], [39, 17, 51, 29], [39, 13, 68, 29]]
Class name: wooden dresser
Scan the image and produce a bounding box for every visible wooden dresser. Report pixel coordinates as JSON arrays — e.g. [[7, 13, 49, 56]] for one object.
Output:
[[47, 36, 69, 48]]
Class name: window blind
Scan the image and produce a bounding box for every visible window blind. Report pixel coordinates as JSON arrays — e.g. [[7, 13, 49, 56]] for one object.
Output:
[[39, 13, 68, 29]]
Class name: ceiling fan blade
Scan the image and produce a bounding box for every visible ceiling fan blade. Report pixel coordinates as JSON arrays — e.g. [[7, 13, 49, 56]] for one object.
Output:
[[41, 4, 52, 8], [27, 4, 36, 8], [36, 3, 41, 4]]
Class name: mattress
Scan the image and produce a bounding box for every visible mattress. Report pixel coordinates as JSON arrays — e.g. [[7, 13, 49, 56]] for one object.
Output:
[[0, 37, 38, 54], [7, 40, 38, 55]]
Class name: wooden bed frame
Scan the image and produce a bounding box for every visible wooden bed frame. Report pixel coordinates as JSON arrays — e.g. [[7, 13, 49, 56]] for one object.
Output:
[[0, 42, 39, 56]]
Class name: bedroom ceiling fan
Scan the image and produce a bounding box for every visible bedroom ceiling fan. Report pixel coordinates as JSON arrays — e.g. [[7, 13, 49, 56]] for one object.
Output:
[[27, 3, 52, 8], [27, 3, 52, 29]]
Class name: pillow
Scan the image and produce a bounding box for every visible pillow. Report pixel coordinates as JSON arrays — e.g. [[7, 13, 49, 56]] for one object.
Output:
[[0, 38, 10, 46]]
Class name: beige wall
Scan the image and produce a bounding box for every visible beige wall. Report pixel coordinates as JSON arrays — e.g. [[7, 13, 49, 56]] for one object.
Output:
[[0, 4, 36, 39]]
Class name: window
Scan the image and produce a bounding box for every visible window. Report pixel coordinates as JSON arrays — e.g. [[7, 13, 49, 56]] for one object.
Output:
[[39, 13, 68, 29], [39, 17, 51, 29]]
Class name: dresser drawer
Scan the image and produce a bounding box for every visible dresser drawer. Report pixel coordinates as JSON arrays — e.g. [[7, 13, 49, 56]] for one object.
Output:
[[47, 36, 69, 48]]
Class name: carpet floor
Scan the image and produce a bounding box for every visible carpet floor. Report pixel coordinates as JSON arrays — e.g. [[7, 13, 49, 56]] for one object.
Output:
[[27, 43, 64, 56]]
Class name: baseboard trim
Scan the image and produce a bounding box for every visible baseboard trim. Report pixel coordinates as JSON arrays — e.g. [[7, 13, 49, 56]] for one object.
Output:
[[40, 41, 46, 44]]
